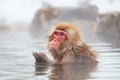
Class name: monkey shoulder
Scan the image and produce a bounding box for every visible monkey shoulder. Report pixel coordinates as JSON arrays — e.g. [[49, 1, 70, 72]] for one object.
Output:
[[62, 49, 98, 64]]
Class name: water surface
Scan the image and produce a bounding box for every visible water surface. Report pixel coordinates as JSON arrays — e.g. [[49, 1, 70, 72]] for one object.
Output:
[[0, 30, 120, 80]]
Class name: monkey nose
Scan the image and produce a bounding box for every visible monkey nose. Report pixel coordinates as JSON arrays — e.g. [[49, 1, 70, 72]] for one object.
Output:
[[53, 38, 59, 41]]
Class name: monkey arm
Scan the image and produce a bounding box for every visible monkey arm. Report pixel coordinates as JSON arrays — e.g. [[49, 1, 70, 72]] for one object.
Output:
[[33, 52, 53, 65]]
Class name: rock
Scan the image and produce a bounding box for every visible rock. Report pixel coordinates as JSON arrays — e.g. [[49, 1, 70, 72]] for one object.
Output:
[[31, 4, 98, 29], [95, 12, 120, 47]]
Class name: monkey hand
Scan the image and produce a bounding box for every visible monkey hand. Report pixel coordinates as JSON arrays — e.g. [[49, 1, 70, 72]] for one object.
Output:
[[32, 52, 53, 65]]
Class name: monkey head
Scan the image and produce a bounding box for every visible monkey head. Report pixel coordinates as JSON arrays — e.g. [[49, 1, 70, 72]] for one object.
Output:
[[49, 29, 67, 50], [48, 22, 83, 51]]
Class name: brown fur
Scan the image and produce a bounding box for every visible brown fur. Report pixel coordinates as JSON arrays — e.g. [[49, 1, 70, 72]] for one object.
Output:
[[48, 22, 98, 64]]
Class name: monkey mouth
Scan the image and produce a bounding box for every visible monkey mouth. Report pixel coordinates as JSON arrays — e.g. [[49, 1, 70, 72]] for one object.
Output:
[[49, 44, 58, 51]]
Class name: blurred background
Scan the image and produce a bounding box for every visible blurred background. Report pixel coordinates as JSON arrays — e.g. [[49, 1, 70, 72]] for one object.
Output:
[[0, 0, 120, 80], [0, 0, 120, 47]]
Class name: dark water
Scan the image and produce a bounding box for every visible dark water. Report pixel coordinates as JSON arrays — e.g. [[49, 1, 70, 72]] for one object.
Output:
[[0, 30, 120, 80]]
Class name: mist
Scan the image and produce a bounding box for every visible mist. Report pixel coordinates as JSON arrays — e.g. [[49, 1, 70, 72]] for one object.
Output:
[[0, 0, 120, 24], [0, 0, 42, 24]]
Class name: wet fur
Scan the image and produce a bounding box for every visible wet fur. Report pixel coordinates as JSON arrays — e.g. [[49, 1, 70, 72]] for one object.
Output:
[[48, 22, 98, 64]]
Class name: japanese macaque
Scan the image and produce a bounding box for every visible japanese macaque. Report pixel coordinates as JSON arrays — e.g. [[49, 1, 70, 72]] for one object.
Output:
[[33, 22, 98, 65]]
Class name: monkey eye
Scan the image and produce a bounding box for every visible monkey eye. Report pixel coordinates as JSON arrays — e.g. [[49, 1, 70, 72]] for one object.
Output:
[[53, 30, 67, 38], [54, 31, 57, 35], [60, 32, 65, 36]]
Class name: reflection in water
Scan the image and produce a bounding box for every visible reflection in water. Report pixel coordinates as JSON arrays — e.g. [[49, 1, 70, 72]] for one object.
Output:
[[35, 63, 97, 80], [35, 64, 51, 75]]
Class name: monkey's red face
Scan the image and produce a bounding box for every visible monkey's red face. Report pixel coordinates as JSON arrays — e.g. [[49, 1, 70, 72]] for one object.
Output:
[[49, 30, 67, 50]]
